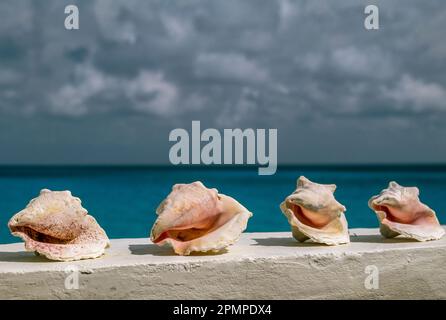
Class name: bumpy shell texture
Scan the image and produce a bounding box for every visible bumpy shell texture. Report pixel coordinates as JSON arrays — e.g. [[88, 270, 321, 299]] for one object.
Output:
[[368, 181, 445, 241], [150, 181, 252, 255], [280, 176, 350, 245], [8, 189, 110, 261]]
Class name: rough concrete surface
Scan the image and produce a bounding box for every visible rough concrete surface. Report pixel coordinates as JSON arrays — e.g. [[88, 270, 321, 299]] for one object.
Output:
[[0, 228, 445, 299]]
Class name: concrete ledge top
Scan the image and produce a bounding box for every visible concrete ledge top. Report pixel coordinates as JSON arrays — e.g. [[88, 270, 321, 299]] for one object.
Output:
[[1, 227, 446, 274]]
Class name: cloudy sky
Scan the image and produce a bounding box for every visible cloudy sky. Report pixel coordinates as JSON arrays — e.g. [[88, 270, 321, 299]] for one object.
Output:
[[0, 0, 445, 164]]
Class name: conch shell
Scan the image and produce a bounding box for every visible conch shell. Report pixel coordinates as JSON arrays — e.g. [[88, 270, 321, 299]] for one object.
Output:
[[280, 176, 350, 245], [8, 189, 110, 261], [368, 181, 445, 241], [150, 181, 252, 255]]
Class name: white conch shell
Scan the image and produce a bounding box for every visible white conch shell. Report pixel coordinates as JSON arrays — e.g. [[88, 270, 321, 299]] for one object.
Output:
[[150, 181, 252, 255], [368, 181, 445, 241], [8, 189, 110, 261], [280, 176, 349, 245]]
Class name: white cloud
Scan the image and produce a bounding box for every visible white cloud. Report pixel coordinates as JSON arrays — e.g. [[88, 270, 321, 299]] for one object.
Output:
[[216, 87, 259, 126], [195, 52, 269, 83], [383, 74, 446, 111], [125, 71, 179, 116], [182, 93, 208, 111], [161, 14, 193, 44], [298, 53, 325, 72], [94, 0, 138, 44], [49, 65, 179, 117], [0, 1, 33, 36], [278, 0, 299, 30], [49, 64, 112, 117], [0, 69, 22, 85], [331, 46, 394, 79]]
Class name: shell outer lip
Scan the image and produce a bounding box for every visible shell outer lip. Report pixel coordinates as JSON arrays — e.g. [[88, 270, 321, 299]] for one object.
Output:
[[282, 204, 350, 245], [9, 225, 110, 262]]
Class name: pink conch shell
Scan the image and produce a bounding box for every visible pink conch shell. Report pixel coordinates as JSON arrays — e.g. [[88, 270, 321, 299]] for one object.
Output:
[[8, 189, 110, 261], [368, 181, 445, 241], [150, 181, 252, 255], [280, 176, 349, 245]]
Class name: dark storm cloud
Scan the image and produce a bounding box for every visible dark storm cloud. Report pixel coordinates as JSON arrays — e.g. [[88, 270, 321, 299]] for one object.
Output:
[[0, 0, 445, 164]]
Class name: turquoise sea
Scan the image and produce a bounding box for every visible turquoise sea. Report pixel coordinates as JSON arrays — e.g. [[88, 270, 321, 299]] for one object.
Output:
[[1, 165, 446, 244]]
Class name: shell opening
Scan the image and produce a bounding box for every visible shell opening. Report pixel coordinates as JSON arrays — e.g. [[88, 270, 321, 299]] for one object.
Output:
[[10, 226, 72, 244], [152, 209, 235, 244], [372, 204, 413, 224], [289, 203, 331, 229], [153, 227, 212, 243]]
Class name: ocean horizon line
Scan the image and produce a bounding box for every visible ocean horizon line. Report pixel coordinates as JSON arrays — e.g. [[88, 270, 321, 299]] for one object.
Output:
[[1, 163, 446, 172]]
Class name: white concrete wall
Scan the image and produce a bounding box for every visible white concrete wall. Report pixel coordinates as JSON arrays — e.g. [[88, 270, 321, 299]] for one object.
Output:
[[0, 228, 445, 299]]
